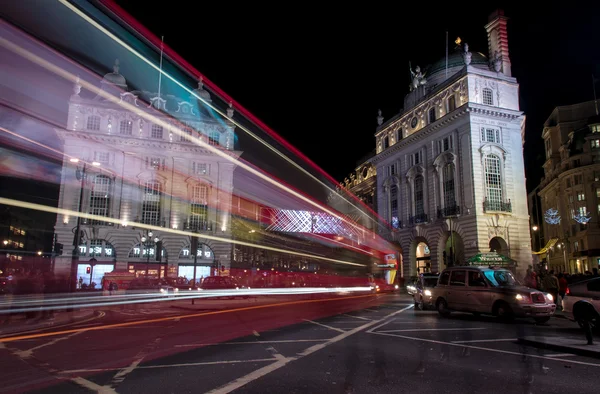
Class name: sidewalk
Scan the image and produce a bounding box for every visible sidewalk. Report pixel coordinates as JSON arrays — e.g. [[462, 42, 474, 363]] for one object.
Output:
[[0, 308, 98, 338], [518, 335, 600, 359]]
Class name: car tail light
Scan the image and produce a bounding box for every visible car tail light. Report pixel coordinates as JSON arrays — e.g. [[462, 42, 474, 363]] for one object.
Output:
[[565, 287, 570, 295]]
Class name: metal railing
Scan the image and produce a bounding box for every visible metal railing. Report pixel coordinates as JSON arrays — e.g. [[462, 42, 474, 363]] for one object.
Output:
[[409, 213, 428, 225], [483, 198, 512, 213], [437, 205, 460, 218]]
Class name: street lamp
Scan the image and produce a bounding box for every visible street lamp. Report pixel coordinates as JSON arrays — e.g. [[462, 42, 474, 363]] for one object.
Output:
[[141, 230, 159, 279]]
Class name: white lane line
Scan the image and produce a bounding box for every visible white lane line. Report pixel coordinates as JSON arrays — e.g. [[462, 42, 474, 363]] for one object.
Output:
[[15, 331, 83, 359], [303, 319, 345, 333], [61, 359, 275, 374], [378, 327, 486, 333], [342, 314, 371, 321], [452, 338, 517, 344], [368, 331, 600, 367], [545, 353, 576, 358], [207, 304, 415, 394], [174, 339, 329, 347], [366, 307, 415, 333], [71, 377, 118, 394]]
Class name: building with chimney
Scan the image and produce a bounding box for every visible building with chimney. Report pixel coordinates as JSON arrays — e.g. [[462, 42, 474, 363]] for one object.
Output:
[[370, 10, 531, 277]]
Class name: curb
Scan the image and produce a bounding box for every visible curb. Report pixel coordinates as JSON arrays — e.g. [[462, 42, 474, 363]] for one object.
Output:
[[518, 337, 600, 359]]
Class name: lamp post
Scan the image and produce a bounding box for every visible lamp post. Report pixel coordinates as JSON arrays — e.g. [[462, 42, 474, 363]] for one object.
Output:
[[70, 159, 86, 292], [141, 230, 159, 279]]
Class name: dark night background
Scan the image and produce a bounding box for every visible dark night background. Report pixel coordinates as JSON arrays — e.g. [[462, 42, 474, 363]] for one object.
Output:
[[112, 0, 600, 192]]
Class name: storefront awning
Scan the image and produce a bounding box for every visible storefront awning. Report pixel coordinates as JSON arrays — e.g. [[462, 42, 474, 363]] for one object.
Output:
[[532, 238, 558, 255]]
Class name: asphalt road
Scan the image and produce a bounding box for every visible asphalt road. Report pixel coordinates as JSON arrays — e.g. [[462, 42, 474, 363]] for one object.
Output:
[[1, 293, 598, 394]]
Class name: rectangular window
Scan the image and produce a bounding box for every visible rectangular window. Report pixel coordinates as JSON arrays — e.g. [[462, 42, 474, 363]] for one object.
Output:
[[151, 124, 164, 139], [428, 107, 436, 123], [142, 181, 161, 225], [193, 162, 210, 175], [189, 185, 208, 230], [482, 88, 493, 105], [119, 120, 133, 135], [147, 157, 161, 170], [87, 116, 100, 131], [390, 164, 396, 176], [481, 127, 501, 144], [592, 124, 600, 133], [447, 96, 456, 113], [577, 192, 586, 201], [180, 128, 192, 142], [94, 151, 109, 165], [89, 175, 110, 224], [592, 139, 600, 149], [412, 151, 421, 165], [383, 136, 389, 149]]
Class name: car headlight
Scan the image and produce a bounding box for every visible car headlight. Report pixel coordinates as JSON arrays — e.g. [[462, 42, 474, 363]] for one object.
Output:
[[394, 284, 399, 290], [160, 288, 165, 292], [546, 293, 553, 302], [515, 293, 531, 302], [424, 289, 432, 297], [175, 288, 179, 292]]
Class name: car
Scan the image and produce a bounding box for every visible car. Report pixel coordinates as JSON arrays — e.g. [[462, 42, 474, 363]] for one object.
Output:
[[413, 273, 440, 310], [431, 266, 556, 323], [562, 277, 600, 331], [159, 284, 178, 297]]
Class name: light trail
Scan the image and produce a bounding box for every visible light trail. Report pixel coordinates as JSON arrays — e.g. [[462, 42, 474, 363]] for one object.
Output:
[[0, 293, 378, 343], [56, 0, 389, 235], [0, 31, 393, 253], [0, 197, 365, 267]]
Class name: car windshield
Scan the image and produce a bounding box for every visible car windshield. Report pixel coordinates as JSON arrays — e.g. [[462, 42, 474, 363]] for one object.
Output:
[[483, 270, 519, 287], [423, 278, 438, 287]]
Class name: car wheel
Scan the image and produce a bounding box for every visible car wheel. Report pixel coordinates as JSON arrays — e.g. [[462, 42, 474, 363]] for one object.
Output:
[[437, 299, 450, 317], [494, 301, 514, 321]]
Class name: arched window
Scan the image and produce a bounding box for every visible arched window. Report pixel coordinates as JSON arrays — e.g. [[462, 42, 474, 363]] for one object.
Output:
[[414, 175, 424, 216], [443, 163, 456, 209], [87, 116, 100, 131], [89, 175, 111, 224], [189, 184, 209, 230], [428, 107, 436, 123], [482, 88, 494, 106], [484, 154, 502, 210], [390, 184, 399, 228], [142, 181, 161, 225]]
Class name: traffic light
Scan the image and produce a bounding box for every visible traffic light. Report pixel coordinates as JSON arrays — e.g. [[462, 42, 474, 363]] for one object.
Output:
[[86, 266, 91, 274]]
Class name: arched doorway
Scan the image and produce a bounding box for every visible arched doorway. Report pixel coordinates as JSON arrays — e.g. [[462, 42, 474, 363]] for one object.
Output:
[[443, 231, 464, 268], [415, 241, 431, 274], [489, 237, 508, 255]]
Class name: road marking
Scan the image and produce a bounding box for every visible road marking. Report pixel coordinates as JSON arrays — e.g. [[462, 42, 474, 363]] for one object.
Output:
[[452, 338, 517, 344], [368, 331, 600, 367], [174, 339, 329, 347], [378, 327, 486, 333], [206, 304, 415, 394], [14, 331, 83, 359], [71, 377, 118, 394], [303, 319, 345, 333], [342, 313, 371, 321], [0, 293, 378, 343], [61, 358, 275, 374]]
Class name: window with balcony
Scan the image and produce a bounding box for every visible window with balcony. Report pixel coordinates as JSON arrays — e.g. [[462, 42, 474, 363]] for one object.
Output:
[[390, 184, 399, 228], [483, 154, 508, 212], [89, 175, 110, 224], [443, 163, 456, 210], [87, 116, 100, 131], [414, 176, 424, 216], [142, 181, 161, 225]]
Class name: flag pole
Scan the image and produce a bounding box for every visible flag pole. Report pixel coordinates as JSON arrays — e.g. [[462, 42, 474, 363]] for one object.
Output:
[[157, 36, 164, 100], [445, 31, 448, 79]]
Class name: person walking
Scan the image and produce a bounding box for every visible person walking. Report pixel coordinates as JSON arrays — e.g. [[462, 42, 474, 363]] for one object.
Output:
[[542, 270, 559, 306]]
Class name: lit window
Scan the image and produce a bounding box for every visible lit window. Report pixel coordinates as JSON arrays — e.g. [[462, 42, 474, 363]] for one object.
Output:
[[592, 139, 600, 149], [577, 192, 585, 201], [591, 124, 600, 133]]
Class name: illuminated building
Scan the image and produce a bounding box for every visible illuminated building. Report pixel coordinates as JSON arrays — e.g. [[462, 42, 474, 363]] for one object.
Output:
[[535, 100, 600, 273], [53, 62, 239, 287], [371, 10, 531, 277]]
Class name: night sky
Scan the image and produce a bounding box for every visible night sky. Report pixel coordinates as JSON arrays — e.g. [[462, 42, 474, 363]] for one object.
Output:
[[112, 1, 600, 192]]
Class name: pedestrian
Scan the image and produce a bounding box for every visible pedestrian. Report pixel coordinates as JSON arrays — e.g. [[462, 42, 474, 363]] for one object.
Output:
[[558, 273, 568, 307], [542, 270, 559, 305]]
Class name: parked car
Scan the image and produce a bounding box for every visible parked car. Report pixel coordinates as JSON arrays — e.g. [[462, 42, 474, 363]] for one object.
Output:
[[562, 277, 600, 331], [431, 266, 556, 323]]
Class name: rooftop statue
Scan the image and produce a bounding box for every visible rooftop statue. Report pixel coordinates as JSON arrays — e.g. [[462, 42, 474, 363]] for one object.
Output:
[[409, 65, 427, 92]]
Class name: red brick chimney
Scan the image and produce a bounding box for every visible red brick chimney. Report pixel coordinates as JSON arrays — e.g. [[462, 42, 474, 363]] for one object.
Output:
[[485, 9, 512, 77]]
